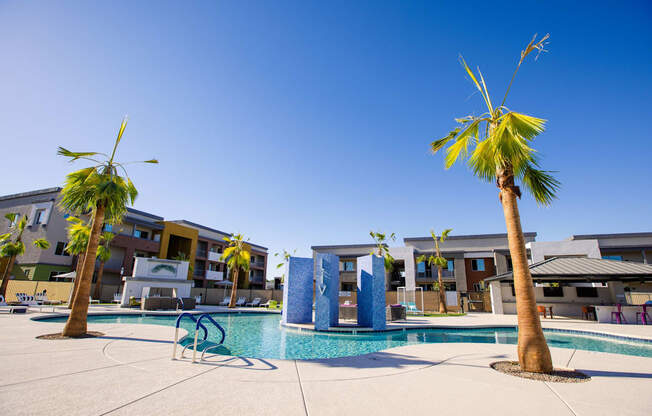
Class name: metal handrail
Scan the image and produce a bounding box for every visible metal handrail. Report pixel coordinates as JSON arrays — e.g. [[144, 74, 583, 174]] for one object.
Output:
[[172, 313, 208, 360], [192, 314, 226, 363]]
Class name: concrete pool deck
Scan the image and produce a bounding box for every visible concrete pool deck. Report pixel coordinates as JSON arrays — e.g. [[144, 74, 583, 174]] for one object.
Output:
[[1, 308, 651, 415]]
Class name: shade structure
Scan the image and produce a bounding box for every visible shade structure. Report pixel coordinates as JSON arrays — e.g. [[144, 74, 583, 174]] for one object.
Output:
[[52, 271, 76, 280]]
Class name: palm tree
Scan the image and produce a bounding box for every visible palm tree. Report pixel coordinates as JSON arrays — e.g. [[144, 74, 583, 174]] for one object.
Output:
[[416, 229, 452, 314], [0, 214, 50, 297], [430, 34, 558, 373], [369, 231, 396, 271], [221, 233, 251, 308], [92, 232, 115, 301], [274, 249, 296, 284], [57, 116, 157, 336], [64, 216, 90, 308]]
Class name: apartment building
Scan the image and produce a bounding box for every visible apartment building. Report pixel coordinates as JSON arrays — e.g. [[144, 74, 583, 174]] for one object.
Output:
[[0, 188, 268, 290], [313, 231, 652, 296]]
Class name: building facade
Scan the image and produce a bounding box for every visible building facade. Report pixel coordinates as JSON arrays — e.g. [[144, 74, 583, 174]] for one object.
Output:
[[0, 188, 268, 292]]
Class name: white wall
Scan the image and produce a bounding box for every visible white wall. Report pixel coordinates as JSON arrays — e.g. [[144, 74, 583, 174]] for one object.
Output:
[[526, 240, 601, 263], [498, 283, 613, 316], [132, 257, 189, 280]]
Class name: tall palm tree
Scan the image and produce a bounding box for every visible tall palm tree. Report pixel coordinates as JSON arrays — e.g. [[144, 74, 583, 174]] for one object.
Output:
[[416, 229, 452, 314], [221, 234, 251, 308], [0, 214, 50, 297], [274, 249, 296, 284], [64, 216, 90, 308], [57, 116, 157, 336], [92, 232, 115, 301], [430, 34, 558, 373]]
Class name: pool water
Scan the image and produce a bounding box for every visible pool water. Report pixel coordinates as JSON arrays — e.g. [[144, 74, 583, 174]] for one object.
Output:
[[40, 313, 652, 360]]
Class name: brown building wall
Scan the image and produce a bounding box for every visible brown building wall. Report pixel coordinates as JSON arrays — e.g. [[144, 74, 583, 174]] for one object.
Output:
[[465, 257, 496, 290], [110, 234, 160, 277]]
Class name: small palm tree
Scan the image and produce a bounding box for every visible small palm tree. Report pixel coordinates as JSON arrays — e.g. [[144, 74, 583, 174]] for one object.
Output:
[[0, 214, 50, 296], [57, 116, 157, 336], [274, 249, 296, 284], [64, 216, 90, 308], [92, 232, 115, 301], [430, 34, 557, 373], [221, 234, 251, 308], [416, 229, 452, 313], [369, 231, 396, 271]]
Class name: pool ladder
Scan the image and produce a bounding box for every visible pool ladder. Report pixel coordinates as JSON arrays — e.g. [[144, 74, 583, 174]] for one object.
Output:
[[171, 313, 226, 363]]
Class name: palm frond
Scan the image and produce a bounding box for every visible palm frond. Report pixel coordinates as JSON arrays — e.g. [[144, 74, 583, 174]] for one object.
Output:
[[33, 239, 50, 249], [519, 163, 560, 206]]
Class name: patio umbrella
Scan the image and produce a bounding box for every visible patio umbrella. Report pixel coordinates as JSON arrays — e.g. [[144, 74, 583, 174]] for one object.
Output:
[[214, 280, 233, 297]]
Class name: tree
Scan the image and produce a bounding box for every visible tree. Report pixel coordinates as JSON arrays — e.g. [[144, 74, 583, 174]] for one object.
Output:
[[416, 229, 452, 314], [57, 116, 157, 336], [64, 216, 90, 308], [93, 232, 115, 301], [221, 233, 251, 308], [369, 231, 396, 271], [430, 34, 558, 373], [0, 214, 50, 297]]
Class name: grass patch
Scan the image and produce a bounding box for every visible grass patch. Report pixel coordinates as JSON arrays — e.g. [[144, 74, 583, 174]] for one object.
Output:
[[423, 312, 466, 317]]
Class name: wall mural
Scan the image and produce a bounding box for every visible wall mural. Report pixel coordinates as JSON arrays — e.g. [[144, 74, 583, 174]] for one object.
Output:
[[151, 263, 177, 275]]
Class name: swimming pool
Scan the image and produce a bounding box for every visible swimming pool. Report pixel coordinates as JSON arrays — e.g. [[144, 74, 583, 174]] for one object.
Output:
[[39, 313, 652, 360]]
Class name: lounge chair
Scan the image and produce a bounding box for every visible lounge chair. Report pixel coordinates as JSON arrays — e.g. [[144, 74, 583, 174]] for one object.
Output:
[[89, 296, 100, 304], [112, 293, 122, 303], [262, 300, 277, 308], [219, 297, 230, 306], [246, 298, 261, 307], [235, 297, 246, 307], [0, 295, 27, 314], [406, 302, 422, 315], [17, 294, 39, 306]]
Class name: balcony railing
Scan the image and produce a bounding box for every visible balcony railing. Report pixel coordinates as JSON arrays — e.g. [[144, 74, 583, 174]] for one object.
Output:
[[196, 250, 207, 258], [249, 275, 264, 284], [205, 270, 224, 281], [250, 261, 265, 268], [208, 251, 223, 262]]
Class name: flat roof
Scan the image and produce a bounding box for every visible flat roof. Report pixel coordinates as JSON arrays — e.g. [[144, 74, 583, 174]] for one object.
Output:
[[570, 232, 652, 240], [311, 243, 384, 250], [485, 257, 652, 283], [404, 232, 537, 242], [126, 207, 164, 221], [0, 187, 62, 201]]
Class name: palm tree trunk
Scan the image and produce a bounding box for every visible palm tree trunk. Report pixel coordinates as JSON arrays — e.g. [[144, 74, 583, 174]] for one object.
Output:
[[437, 266, 447, 314], [228, 268, 239, 308], [62, 205, 105, 337], [500, 181, 553, 373], [93, 261, 105, 301], [0, 255, 17, 298], [68, 253, 84, 309]]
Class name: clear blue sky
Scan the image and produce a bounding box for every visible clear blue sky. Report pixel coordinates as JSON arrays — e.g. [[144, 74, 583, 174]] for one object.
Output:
[[1, 1, 651, 275]]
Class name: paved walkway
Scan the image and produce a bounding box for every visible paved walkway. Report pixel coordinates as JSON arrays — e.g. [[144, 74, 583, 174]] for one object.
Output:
[[1, 309, 651, 415]]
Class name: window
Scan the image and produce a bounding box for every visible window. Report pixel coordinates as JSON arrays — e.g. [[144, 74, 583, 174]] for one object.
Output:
[[133, 229, 149, 240], [576, 287, 598, 297], [473, 282, 484, 291], [543, 285, 564, 297], [54, 242, 70, 256], [506, 257, 513, 271], [417, 261, 426, 277], [103, 224, 113, 232], [34, 209, 46, 225], [251, 255, 257, 263], [341, 283, 355, 291], [24, 269, 31, 278], [471, 259, 485, 271], [602, 255, 623, 261], [48, 271, 66, 282], [342, 261, 354, 271], [446, 260, 454, 271]]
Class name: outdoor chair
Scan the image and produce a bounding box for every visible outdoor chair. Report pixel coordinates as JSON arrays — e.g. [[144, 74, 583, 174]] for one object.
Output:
[[112, 293, 122, 303], [235, 297, 247, 307], [635, 304, 649, 325], [581, 306, 596, 320], [611, 304, 627, 324], [0, 295, 27, 314], [263, 300, 277, 309], [246, 298, 261, 307], [219, 297, 230, 306], [89, 296, 100, 304], [406, 302, 422, 314]]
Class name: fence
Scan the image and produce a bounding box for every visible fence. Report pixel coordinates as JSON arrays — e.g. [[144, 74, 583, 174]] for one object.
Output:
[[2, 280, 493, 312]]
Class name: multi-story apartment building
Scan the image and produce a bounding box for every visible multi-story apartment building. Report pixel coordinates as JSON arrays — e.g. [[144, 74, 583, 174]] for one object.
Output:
[[313, 231, 651, 295], [0, 187, 268, 291]]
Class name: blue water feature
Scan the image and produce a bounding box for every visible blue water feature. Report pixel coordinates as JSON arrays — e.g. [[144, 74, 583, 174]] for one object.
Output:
[[38, 313, 652, 360]]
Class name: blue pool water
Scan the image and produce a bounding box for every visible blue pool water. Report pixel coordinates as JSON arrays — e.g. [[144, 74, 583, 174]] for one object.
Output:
[[40, 313, 652, 360]]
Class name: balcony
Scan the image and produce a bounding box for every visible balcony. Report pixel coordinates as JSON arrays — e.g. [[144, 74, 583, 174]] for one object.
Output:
[[208, 251, 223, 262], [205, 270, 224, 281], [250, 261, 265, 269], [249, 275, 264, 284], [196, 250, 207, 259]]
